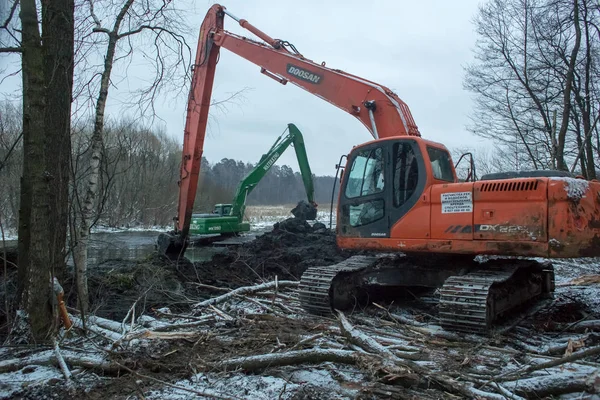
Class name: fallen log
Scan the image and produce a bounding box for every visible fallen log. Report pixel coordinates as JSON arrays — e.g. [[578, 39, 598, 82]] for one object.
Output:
[[558, 320, 600, 333], [503, 372, 591, 398], [211, 348, 358, 371], [70, 315, 121, 342], [53, 339, 71, 380], [193, 280, 299, 309], [151, 318, 216, 332], [0, 350, 123, 375], [495, 343, 600, 384]]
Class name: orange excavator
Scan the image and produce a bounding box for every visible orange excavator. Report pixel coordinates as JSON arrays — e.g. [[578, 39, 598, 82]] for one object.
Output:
[[159, 4, 600, 333]]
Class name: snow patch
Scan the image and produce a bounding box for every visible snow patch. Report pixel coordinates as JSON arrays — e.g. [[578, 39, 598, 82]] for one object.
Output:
[[146, 373, 300, 400], [249, 212, 335, 231], [552, 177, 589, 200], [91, 225, 168, 234], [548, 238, 561, 247], [146, 368, 358, 400], [0, 365, 63, 399]]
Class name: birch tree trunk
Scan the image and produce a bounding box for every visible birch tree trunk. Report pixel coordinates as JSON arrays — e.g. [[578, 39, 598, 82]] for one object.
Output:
[[72, 0, 134, 314]]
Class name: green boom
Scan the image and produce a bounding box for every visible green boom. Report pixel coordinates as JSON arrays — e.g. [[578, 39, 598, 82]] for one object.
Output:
[[189, 123, 316, 236]]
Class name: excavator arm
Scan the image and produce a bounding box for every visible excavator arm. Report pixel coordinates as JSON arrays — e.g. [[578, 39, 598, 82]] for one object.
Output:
[[159, 4, 420, 256], [229, 123, 316, 221]]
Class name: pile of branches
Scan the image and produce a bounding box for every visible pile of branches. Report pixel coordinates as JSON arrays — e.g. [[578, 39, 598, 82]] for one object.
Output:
[[1, 279, 599, 399]]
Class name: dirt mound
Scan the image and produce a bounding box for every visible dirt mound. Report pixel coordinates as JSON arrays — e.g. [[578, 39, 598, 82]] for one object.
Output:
[[179, 219, 355, 287], [290, 200, 318, 221]]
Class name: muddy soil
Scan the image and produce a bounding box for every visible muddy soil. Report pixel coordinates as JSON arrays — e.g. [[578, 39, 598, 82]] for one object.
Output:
[[176, 218, 355, 287], [65, 218, 349, 326]]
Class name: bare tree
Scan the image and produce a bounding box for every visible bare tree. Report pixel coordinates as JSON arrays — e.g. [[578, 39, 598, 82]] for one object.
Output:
[[70, 0, 191, 314], [465, 0, 599, 175]]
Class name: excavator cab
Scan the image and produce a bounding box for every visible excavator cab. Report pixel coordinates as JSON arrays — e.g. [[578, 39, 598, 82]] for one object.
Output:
[[213, 204, 233, 216], [337, 137, 456, 239]]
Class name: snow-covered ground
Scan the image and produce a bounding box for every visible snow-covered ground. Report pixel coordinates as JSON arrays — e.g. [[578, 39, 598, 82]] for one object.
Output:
[[247, 206, 335, 231], [2, 255, 599, 399]]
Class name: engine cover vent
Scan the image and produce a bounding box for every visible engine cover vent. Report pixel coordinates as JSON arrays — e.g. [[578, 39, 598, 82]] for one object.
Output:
[[480, 180, 539, 192]]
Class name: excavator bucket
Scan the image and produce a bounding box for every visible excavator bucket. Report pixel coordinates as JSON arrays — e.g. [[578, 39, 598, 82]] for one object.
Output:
[[157, 232, 187, 258], [291, 200, 318, 221]]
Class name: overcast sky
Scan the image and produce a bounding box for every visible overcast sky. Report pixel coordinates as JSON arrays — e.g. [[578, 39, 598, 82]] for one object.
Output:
[[1, 0, 488, 176]]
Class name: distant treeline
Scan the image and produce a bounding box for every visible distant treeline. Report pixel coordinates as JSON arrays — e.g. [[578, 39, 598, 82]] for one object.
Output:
[[201, 157, 337, 208], [0, 108, 337, 231]]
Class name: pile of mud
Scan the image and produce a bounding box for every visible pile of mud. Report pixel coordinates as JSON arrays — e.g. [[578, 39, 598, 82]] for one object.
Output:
[[178, 218, 355, 287]]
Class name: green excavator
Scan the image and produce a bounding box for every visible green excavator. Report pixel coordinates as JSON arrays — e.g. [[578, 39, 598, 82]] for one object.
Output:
[[185, 123, 317, 237]]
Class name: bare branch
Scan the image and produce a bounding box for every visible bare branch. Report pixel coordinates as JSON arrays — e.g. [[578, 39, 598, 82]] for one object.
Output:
[[117, 24, 184, 40], [0, 47, 22, 53], [86, 0, 102, 30], [1, 0, 19, 30], [0, 132, 23, 173]]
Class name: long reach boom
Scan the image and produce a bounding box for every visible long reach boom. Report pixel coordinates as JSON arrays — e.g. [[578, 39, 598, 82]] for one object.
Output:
[[160, 4, 421, 256]]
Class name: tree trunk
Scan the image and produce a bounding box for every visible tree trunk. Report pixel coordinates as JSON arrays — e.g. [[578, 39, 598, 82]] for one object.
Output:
[[41, 0, 74, 285], [19, 0, 53, 341], [16, 0, 74, 343], [582, 2, 596, 180], [556, 0, 581, 171]]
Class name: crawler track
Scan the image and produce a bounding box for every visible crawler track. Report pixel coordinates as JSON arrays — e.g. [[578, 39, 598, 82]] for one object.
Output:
[[439, 261, 555, 333], [298, 256, 377, 315], [299, 255, 555, 334]]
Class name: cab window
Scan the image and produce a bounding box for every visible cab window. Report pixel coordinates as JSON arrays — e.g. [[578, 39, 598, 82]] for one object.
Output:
[[393, 143, 419, 207], [345, 148, 384, 198], [427, 146, 454, 182]]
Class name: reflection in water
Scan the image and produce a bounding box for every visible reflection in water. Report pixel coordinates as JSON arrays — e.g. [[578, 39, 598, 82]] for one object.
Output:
[[68, 231, 226, 267]]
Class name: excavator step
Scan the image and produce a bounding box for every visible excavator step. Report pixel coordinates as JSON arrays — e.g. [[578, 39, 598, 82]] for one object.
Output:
[[298, 255, 377, 315]]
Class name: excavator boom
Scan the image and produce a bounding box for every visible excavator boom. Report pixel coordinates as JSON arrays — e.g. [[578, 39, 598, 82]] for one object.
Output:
[[229, 123, 316, 221], [161, 4, 423, 255]]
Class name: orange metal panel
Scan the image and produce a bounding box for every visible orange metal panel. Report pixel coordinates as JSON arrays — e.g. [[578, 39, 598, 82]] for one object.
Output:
[[473, 179, 547, 242], [336, 237, 549, 257], [429, 183, 474, 240], [389, 191, 431, 239], [547, 178, 600, 257]]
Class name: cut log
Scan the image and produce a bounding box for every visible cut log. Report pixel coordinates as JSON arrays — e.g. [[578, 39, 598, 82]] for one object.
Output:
[[503, 372, 591, 398], [0, 350, 122, 375], [211, 348, 358, 371]]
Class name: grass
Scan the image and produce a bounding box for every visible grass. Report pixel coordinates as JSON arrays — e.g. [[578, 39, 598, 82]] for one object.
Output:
[[244, 204, 336, 224]]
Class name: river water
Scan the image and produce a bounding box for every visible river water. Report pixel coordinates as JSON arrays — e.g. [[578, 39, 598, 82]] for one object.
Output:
[[82, 230, 261, 266], [3, 230, 252, 267], [3, 214, 335, 267]]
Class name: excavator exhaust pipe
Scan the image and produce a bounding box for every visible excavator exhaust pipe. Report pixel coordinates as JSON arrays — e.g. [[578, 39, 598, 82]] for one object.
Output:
[[157, 232, 188, 258], [291, 200, 318, 221]]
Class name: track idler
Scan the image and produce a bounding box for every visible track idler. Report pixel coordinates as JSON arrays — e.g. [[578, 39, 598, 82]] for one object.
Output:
[[156, 231, 187, 258]]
